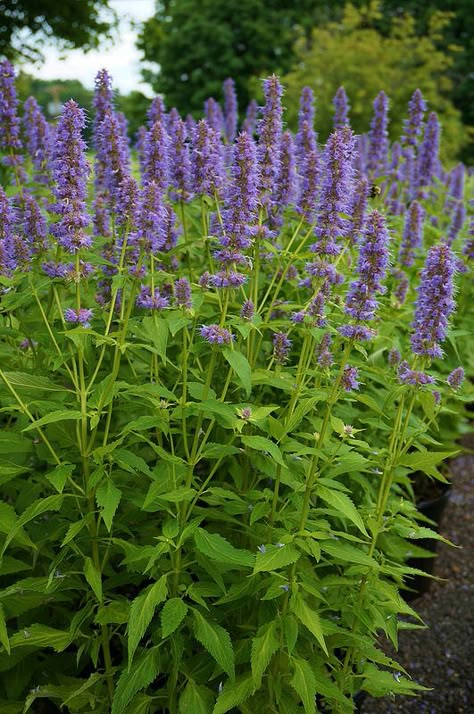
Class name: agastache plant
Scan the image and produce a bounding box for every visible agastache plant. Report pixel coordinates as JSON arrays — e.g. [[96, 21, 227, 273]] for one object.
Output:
[[0, 67, 470, 714]]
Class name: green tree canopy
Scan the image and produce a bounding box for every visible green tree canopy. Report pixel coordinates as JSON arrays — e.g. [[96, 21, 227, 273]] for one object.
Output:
[[0, 0, 116, 61], [282, 3, 467, 161]]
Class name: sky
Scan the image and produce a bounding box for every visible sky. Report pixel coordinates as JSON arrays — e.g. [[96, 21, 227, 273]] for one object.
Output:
[[20, 0, 156, 96]]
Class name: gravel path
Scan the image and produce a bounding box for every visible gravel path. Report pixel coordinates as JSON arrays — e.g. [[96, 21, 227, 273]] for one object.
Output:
[[361, 448, 474, 713]]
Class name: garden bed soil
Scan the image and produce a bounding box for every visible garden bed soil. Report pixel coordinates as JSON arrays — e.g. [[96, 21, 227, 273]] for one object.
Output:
[[360, 448, 474, 713]]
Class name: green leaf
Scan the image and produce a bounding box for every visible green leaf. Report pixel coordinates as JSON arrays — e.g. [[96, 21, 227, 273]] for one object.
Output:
[[84, 557, 102, 602], [290, 593, 327, 655], [319, 541, 379, 568], [96, 479, 122, 532], [114, 448, 152, 476], [61, 516, 90, 547], [111, 647, 161, 714], [179, 680, 214, 714], [251, 621, 279, 686], [0, 372, 69, 392], [46, 463, 74, 493], [1, 495, 63, 556], [253, 544, 300, 574], [212, 674, 254, 714], [194, 528, 254, 569], [290, 657, 317, 714], [161, 598, 188, 638], [241, 435, 286, 467], [399, 450, 457, 477], [128, 575, 168, 668], [223, 348, 252, 397], [327, 453, 369, 477], [316, 484, 368, 536], [95, 600, 130, 626], [0, 604, 10, 654], [193, 610, 235, 679], [9, 624, 72, 652], [22, 410, 83, 431]]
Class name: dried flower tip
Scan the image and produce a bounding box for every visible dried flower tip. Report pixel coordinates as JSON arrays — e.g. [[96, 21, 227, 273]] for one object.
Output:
[[447, 367, 464, 390]]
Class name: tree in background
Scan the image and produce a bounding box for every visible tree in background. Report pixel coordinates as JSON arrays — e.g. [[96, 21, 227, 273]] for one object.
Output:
[[282, 3, 467, 162], [0, 0, 116, 61]]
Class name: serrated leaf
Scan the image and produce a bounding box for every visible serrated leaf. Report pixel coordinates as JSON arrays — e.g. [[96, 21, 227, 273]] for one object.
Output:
[[96, 480, 122, 532], [327, 453, 370, 477], [290, 657, 317, 714], [161, 598, 188, 638], [316, 484, 368, 536], [61, 517, 89, 547], [114, 448, 152, 476], [194, 528, 254, 569], [22, 410, 83, 431], [399, 450, 457, 477], [9, 624, 72, 652], [111, 647, 161, 714], [253, 544, 300, 574], [84, 557, 102, 602], [128, 575, 168, 668], [320, 540, 379, 568], [179, 680, 214, 714], [0, 604, 10, 654], [46, 463, 74, 493], [95, 601, 130, 626], [193, 610, 234, 679], [290, 593, 327, 654], [212, 674, 254, 714], [1, 495, 63, 556], [251, 621, 279, 686], [223, 348, 252, 397], [241, 435, 286, 467], [0, 372, 69, 392]]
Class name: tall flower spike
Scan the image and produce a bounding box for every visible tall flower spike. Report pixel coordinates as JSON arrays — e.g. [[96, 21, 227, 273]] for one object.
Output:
[[132, 181, 167, 255], [257, 75, 283, 208], [92, 69, 114, 143], [333, 87, 350, 129], [444, 163, 465, 215], [242, 99, 258, 135], [22, 96, 52, 183], [97, 110, 131, 212], [340, 210, 390, 340], [204, 97, 224, 134], [147, 96, 166, 128], [399, 200, 424, 267], [92, 69, 114, 235], [367, 91, 389, 175], [275, 130, 297, 209], [0, 59, 22, 152], [191, 119, 224, 197], [295, 86, 316, 167], [167, 108, 192, 201], [223, 78, 238, 143], [272, 332, 292, 364], [0, 185, 17, 274], [311, 126, 356, 257], [22, 193, 48, 252], [347, 178, 369, 243], [50, 100, 91, 253], [401, 89, 426, 149], [143, 119, 169, 192], [416, 112, 440, 195], [411, 243, 456, 359]]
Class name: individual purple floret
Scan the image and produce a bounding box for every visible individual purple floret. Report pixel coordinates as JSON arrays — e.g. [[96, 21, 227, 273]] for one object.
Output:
[[147, 96, 166, 128], [143, 119, 169, 192], [242, 99, 258, 135], [22, 193, 48, 251], [191, 119, 224, 197], [0, 59, 22, 153], [223, 78, 238, 143], [136, 286, 170, 310], [50, 100, 91, 253], [367, 91, 389, 175], [204, 97, 224, 134], [64, 307, 94, 328], [447, 366, 464, 390], [200, 324, 234, 345], [240, 299, 254, 320], [167, 108, 192, 200], [174, 277, 192, 309], [316, 333, 333, 368], [398, 361, 435, 386], [257, 75, 283, 209], [22, 96, 52, 183], [311, 126, 356, 256], [341, 210, 390, 338], [399, 200, 424, 267], [411, 243, 456, 359], [415, 112, 440, 195], [341, 365, 360, 391], [272, 332, 292, 364], [401, 89, 426, 149], [333, 87, 350, 129]]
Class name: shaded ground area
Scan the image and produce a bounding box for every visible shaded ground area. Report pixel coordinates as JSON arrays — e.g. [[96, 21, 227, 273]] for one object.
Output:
[[361, 448, 474, 713]]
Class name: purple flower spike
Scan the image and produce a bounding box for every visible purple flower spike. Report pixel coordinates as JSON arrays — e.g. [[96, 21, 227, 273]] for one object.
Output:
[[388, 349, 401, 367], [341, 210, 390, 338], [416, 112, 440, 194], [296, 86, 316, 159], [200, 324, 234, 345], [242, 99, 258, 135], [223, 78, 238, 143], [447, 367, 464, 390], [204, 97, 224, 134], [333, 87, 350, 129], [347, 178, 369, 242], [447, 202, 466, 245], [398, 361, 435, 386], [367, 91, 389, 175], [143, 119, 169, 192], [341, 365, 359, 392], [147, 96, 166, 128], [136, 286, 170, 310], [399, 200, 424, 267], [240, 299, 254, 320], [175, 277, 192, 309], [64, 307, 93, 328], [295, 87, 319, 216], [97, 110, 131, 211], [316, 333, 333, 368], [272, 332, 292, 364], [191, 119, 224, 197], [167, 108, 192, 201], [312, 126, 356, 256], [23, 193, 48, 252], [276, 131, 297, 208], [0, 59, 22, 152], [411, 243, 456, 359], [23, 96, 52, 183], [50, 100, 91, 253], [401, 89, 426, 149], [0, 185, 17, 274], [257, 75, 283, 207], [92, 69, 114, 139], [132, 181, 167, 254]]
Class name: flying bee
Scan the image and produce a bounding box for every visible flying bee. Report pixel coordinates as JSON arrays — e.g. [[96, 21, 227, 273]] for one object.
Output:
[[369, 183, 382, 198]]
